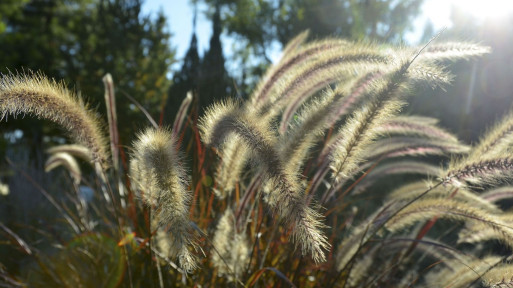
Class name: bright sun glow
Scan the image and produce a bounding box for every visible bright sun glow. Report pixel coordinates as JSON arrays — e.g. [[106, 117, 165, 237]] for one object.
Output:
[[425, 0, 513, 28], [453, 0, 513, 21], [407, 0, 513, 44]]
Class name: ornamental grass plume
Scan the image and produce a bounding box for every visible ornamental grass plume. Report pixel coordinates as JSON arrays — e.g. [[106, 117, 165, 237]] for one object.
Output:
[[129, 127, 198, 272], [443, 107, 513, 187], [0, 72, 108, 166], [211, 209, 249, 282], [44, 152, 82, 185], [199, 100, 330, 263], [46, 144, 92, 163], [0, 181, 9, 196]]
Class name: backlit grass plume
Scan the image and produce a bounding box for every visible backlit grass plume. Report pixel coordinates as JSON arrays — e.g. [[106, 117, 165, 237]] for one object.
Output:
[[443, 109, 513, 187], [199, 100, 330, 263], [480, 263, 513, 288], [0, 180, 9, 196], [129, 127, 198, 272], [385, 198, 513, 248], [0, 72, 107, 165], [211, 209, 249, 282], [45, 152, 82, 185], [46, 144, 92, 163]]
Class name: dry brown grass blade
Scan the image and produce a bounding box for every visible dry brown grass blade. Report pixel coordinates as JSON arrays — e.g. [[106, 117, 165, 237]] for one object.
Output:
[[103, 74, 119, 171]]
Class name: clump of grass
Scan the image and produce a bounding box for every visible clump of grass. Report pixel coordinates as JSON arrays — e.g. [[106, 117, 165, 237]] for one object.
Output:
[[9, 33, 513, 288]]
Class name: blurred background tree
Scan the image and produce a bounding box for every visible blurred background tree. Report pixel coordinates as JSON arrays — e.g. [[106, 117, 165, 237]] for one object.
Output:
[[0, 0, 174, 167]]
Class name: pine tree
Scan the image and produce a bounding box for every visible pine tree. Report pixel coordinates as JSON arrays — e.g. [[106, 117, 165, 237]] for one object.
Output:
[[198, 2, 231, 109], [164, 8, 201, 124]]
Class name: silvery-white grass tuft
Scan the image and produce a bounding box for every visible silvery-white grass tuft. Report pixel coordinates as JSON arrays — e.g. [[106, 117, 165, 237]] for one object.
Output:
[[46, 144, 92, 163], [44, 152, 82, 185], [443, 108, 513, 187], [130, 127, 198, 272], [385, 198, 513, 250], [212, 209, 249, 282], [0, 72, 108, 166], [419, 42, 492, 61], [0, 181, 9, 196]]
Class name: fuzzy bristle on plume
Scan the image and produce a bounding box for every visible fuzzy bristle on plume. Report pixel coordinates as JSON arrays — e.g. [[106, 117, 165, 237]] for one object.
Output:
[[0, 73, 108, 166], [130, 127, 198, 272]]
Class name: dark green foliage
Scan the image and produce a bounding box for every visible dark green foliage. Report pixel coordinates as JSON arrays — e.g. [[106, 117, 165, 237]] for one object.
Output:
[[0, 0, 174, 146]]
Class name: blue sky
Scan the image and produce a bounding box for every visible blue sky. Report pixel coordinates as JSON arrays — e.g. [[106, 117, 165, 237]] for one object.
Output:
[[142, 0, 215, 70]]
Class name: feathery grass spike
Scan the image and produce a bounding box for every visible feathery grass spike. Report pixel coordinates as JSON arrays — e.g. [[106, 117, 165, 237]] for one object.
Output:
[[130, 127, 198, 272], [329, 62, 412, 184], [45, 152, 82, 185], [280, 29, 310, 59], [46, 144, 92, 163], [481, 263, 513, 288], [251, 38, 350, 107], [172, 91, 193, 138], [386, 198, 513, 249], [420, 42, 491, 61], [212, 209, 249, 282], [103, 73, 119, 171], [199, 100, 330, 262], [444, 109, 513, 187], [0, 73, 108, 165], [215, 136, 248, 198], [279, 89, 337, 173], [0, 181, 9, 196], [375, 116, 459, 142]]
